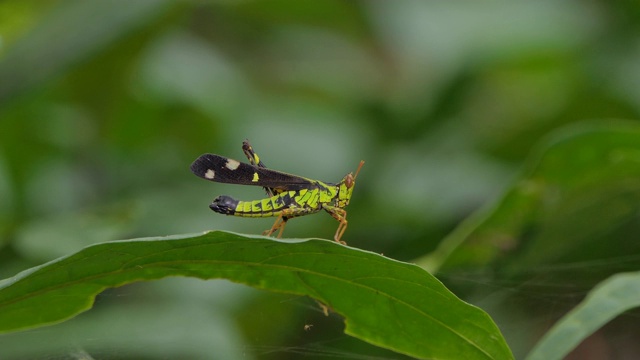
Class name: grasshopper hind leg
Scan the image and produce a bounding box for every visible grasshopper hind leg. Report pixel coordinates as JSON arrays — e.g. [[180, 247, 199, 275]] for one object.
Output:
[[264, 207, 317, 239], [265, 215, 289, 238]]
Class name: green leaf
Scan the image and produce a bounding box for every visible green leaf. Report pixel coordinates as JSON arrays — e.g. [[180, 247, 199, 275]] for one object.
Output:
[[420, 121, 640, 274], [0, 231, 513, 360], [526, 271, 640, 360]]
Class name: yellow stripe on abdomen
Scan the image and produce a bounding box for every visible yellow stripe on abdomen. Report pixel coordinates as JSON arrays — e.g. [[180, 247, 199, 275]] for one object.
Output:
[[232, 191, 297, 218]]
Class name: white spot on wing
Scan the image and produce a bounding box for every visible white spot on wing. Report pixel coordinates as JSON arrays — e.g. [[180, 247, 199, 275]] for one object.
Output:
[[225, 159, 240, 170], [205, 169, 215, 179]]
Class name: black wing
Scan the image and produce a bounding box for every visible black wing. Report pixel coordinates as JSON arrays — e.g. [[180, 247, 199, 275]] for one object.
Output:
[[190, 153, 316, 190]]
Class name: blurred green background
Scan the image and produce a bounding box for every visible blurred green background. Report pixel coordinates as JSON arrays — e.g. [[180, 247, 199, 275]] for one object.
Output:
[[1, 0, 639, 359]]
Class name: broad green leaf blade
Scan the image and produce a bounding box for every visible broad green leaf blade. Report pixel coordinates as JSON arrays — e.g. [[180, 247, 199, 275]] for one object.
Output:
[[0, 231, 513, 360], [420, 121, 640, 274], [526, 271, 640, 360]]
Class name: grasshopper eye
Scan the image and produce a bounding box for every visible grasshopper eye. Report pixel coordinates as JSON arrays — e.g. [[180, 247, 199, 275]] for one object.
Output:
[[345, 173, 354, 188]]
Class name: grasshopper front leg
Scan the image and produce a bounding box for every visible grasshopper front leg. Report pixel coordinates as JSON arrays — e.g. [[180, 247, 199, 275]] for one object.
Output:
[[322, 205, 348, 244]]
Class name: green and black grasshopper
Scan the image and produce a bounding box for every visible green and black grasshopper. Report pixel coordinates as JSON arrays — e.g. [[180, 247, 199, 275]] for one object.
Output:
[[190, 140, 364, 244]]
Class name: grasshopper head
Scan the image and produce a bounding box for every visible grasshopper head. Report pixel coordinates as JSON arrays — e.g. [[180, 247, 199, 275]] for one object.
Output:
[[337, 160, 364, 207]]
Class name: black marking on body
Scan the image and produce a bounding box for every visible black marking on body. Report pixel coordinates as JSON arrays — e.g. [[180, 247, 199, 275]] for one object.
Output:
[[275, 192, 293, 208], [210, 195, 238, 215]]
